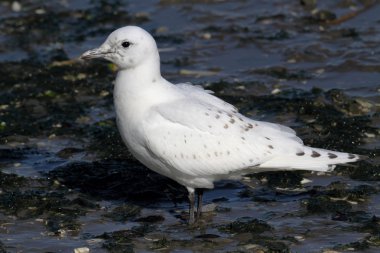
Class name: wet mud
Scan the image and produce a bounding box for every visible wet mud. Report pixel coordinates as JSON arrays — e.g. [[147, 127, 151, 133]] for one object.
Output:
[[0, 0, 379, 252]]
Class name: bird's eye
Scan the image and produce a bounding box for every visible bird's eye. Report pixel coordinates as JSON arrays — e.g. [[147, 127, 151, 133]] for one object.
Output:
[[121, 41, 131, 48]]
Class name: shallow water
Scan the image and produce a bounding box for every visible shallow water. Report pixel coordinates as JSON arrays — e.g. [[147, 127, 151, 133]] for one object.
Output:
[[0, 0, 379, 252]]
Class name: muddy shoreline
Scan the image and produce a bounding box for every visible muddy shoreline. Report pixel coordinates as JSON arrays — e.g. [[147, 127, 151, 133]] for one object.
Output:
[[1, 0, 379, 252]]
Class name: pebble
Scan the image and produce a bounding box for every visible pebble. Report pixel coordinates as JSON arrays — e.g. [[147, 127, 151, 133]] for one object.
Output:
[[0, 104, 9, 110], [48, 134, 56, 139], [301, 178, 312, 184], [201, 33, 212, 40], [242, 244, 265, 252], [234, 85, 246, 90], [11, 1, 22, 12], [315, 68, 325, 75], [35, 8, 46, 14], [294, 235, 305, 241], [74, 247, 90, 253], [364, 132, 376, 138], [53, 123, 62, 128], [99, 90, 110, 97], [271, 88, 281, 95]]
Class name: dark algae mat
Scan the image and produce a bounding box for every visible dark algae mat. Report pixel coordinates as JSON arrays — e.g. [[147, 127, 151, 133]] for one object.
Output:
[[0, 1, 379, 252]]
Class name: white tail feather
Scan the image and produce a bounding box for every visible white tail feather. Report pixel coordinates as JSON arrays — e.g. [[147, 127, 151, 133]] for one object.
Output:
[[258, 147, 362, 172]]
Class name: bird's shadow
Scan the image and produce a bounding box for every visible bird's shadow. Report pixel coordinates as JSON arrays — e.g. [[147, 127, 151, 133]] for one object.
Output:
[[48, 160, 188, 206]]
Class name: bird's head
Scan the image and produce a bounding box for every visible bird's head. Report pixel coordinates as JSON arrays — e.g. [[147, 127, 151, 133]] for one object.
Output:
[[80, 26, 159, 70]]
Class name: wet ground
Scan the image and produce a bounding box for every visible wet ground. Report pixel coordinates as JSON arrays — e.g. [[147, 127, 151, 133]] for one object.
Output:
[[0, 0, 379, 252]]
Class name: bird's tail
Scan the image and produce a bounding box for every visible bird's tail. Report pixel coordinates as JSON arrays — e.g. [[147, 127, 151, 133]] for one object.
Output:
[[258, 147, 365, 172]]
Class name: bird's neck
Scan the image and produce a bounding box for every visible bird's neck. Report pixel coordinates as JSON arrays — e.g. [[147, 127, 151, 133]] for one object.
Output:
[[113, 58, 176, 137], [114, 57, 174, 109], [117, 58, 161, 88]]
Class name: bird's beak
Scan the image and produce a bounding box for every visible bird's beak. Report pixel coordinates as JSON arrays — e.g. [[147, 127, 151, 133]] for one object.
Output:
[[80, 46, 111, 60]]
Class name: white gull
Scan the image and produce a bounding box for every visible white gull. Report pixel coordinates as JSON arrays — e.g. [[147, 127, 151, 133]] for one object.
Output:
[[81, 26, 363, 224]]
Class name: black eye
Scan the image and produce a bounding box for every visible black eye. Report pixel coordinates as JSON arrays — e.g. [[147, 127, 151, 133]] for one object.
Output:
[[121, 41, 131, 48]]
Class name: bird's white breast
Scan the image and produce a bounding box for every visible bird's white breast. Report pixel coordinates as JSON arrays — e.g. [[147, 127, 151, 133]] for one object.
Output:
[[113, 71, 181, 178]]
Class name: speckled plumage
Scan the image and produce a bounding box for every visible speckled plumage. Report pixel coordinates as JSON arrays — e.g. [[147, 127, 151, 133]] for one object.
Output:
[[81, 26, 362, 224]]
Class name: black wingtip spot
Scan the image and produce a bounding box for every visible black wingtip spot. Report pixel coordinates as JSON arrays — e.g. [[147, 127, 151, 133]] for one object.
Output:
[[328, 153, 337, 159], [311, 151, 321, 158], [296, 152, 305, 156], [348, 154, 356, 159], [268, 145, 274, 149]]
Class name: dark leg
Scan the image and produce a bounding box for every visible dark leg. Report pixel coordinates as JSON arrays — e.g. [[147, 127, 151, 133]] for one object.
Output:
[[187, 188, 195, 224], [196, 189, 204, 221]]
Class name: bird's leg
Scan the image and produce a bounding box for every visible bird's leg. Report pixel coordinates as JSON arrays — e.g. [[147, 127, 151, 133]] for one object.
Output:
[[196, 189, 204, 221], [187, 187, 195, 224]]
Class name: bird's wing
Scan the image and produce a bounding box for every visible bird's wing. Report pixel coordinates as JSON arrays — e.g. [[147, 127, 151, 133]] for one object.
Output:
[[141, 97, 304, 178], [176, 83, 300, 139], [176, 83, 238, 113]]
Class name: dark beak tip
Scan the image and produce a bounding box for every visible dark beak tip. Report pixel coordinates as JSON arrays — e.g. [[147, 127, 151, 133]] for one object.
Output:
[[79, 48, 103, 60], [80, 51, 95, 60]]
